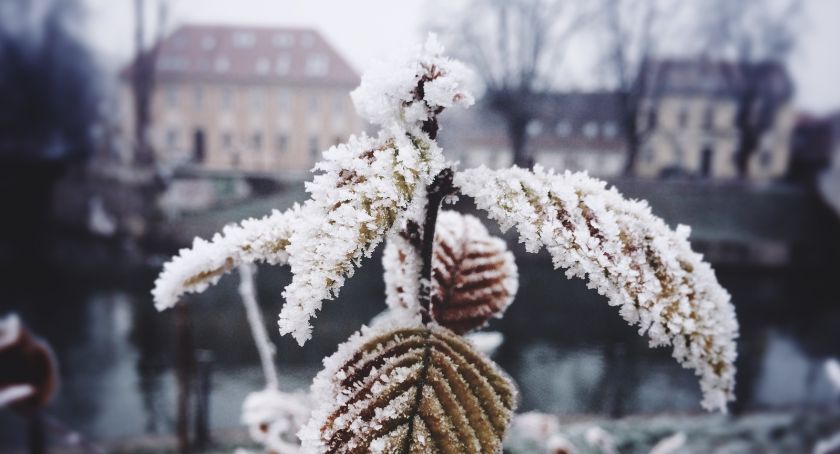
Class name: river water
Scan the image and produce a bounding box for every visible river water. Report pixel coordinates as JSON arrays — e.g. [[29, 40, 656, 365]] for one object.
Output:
[[1, 246, 838, 448]]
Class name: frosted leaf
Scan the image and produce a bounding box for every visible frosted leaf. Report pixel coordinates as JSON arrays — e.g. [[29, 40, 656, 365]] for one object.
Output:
[[351, 33, 474, 134], [299, 321, 517, 453], [152, 206, 299, 310], [455, 166, 739, 412], [383, 211, 518, 333], [242, 388, 311, 453], [278, 132, 445, 345]]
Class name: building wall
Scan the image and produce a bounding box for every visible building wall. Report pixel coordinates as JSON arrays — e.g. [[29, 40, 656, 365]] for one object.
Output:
[[635, 96, 793, 181], [121, 81, 361, 173]]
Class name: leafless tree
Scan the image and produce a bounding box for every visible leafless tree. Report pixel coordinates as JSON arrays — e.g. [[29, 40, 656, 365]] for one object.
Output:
[[598, 0, 679, 175], [432, 0, 592, 168], [131, 0, 170, 166], [696, 0, 803, 178]]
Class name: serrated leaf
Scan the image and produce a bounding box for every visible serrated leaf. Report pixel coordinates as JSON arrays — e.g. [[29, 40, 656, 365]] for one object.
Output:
[[301, 324, 517, 453], [384, 211, 518, 334]]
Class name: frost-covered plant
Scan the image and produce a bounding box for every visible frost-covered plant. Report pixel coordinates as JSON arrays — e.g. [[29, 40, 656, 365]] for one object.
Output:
[[152, 34, 738, 452]]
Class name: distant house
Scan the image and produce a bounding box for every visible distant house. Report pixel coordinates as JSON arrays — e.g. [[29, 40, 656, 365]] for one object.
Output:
[[634, 59, 795, 181], [121, 25, 362, 174], [440, 92, 626, 177]]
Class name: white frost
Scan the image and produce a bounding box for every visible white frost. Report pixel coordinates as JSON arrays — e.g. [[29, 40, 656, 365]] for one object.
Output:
[[152, 207, 299, 310], [455, 165, 739, 412]]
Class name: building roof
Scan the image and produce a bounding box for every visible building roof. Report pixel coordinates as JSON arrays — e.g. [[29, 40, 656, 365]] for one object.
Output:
[[640, 58, 793, 101], [441, 92, 626, 153], [124, 25, 359, 87]]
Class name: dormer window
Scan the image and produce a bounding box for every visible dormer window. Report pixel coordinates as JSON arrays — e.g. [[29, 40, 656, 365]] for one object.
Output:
[[305, 54, 329, 77], [602, 122, 617, 138], [583, 122, 599, 138], [233, 31, 256, 48]]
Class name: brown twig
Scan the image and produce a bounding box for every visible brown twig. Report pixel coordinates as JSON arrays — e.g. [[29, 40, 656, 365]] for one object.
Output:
[[417, 168, 455, 324]]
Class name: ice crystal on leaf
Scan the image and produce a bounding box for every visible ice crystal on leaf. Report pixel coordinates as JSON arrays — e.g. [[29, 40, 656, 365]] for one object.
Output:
[[152, 207, 298, 310], [351, 34, 474, 135], [454, 165, 739, 412], [299, 320, 516, 453], [384, 210, 518, 333]]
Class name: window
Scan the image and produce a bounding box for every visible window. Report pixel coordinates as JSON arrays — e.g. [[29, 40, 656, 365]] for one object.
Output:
[[221, 88, 233, 109], [276, 134, 288, 153], [252, 132, 263, 151], [166, 87, 178, 108], [194, 86, 203, 108], [308, 135, 319, 161], [759, 150, 773, 168], [165, 128, 178, 148], [272, 33, 294, 47], [221, 132, 233, 149], [602, 122, 617, 138], [214, 57, 230, 73], [700, 146, 713, 177], [333, 94, 345, 114], [309, 94, 319, 113], [526, 120, 542, 137], [647, 107, 658, 129], [275, 55, 291, 75], [679, 108, 690, 128], [277, 89, 290, 110], [555, 121, 571, 137], [305, 54, 330, 76], [583, 121, 598, 138], [201, 35, 216, 50], [255, 58, 271, 75], [251, 88, 263, 110], [233, 31, 256, 48], [703, 107, 714, 130]]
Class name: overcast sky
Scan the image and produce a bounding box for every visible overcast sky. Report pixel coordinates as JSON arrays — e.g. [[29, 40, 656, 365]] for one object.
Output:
[[83, 0, 840, 114]]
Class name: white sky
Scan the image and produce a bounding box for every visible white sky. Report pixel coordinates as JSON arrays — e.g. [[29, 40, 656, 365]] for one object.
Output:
[[83, 0, 840, 114]]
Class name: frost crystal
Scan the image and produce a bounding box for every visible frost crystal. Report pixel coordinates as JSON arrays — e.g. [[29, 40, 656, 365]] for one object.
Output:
[[351, 34, 474, 134], [455, 165, 739, 412], [278, 35, 473, 345], [152, 207, 298, 310]]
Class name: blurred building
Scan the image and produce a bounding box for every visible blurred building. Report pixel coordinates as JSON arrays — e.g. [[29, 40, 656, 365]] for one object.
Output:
[[634, 59, 795, 181], [789, 114, 835, 183], [120, 25, 361, 174], [441, 93, 626, 177]]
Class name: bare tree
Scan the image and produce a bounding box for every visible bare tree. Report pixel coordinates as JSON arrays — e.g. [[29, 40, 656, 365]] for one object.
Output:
[[131, 0, 170, 166], [432, 0, 591, 168], [696, 0, 802, 178], [598, 0, 678, 175]]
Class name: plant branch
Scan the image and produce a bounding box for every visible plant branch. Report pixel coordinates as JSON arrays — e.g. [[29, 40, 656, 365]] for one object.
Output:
[[417, 168, 455, 324]]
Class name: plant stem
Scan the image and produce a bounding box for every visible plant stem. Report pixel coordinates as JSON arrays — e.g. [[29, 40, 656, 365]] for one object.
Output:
[[417, 168, 455, 324], [238, 263, 279, 390]]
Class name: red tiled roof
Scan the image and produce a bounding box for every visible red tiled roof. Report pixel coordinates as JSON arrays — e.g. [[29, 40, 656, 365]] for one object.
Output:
[[125, 25, 359, 87]]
